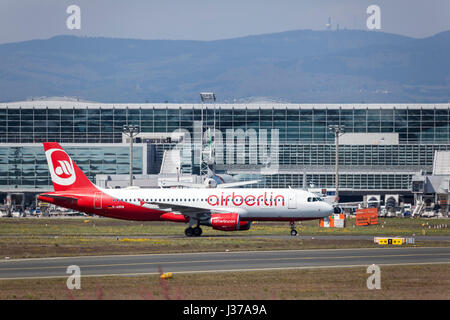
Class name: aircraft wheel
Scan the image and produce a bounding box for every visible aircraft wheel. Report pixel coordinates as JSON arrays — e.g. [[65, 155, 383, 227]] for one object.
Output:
[[193, 226, 203, 237], [289, 221, 297, 236], [185, 227, 194, 237]]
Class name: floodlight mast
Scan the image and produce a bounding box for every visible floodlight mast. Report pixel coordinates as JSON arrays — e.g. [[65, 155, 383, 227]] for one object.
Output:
[[328, 125, 345, 204], [200, 92, 216, 103], [122, 124, 140, 186], [199, 93, 216, 178]]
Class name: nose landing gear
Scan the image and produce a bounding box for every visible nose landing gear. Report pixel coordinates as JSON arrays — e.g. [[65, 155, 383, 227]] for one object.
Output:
[[290, 221, 298, 236]]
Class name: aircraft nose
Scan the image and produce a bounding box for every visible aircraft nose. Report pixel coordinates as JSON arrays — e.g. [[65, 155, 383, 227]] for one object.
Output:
[[324, 203, 334, 216]]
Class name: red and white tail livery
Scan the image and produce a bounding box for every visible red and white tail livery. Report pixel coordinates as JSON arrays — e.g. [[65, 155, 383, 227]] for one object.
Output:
[[38, 142, 333, 236], [43, 142, 96, 192]]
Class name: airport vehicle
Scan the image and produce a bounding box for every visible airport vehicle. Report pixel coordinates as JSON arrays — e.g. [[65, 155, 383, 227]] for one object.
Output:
[[38, 142, 333, 236], [402, 203, 412, 217], [11, 211, 21, 218]]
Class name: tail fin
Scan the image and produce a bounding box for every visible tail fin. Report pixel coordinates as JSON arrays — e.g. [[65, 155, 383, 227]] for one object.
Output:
[[43, 142, 97, 192]]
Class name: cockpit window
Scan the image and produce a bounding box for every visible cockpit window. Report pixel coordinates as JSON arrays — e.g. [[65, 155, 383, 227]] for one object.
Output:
[[308, 196, 323, 202]]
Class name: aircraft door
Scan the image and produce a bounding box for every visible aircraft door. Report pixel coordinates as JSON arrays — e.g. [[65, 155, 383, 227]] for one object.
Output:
[[288, 192, 296, 209], [94, 192, 102, 209]]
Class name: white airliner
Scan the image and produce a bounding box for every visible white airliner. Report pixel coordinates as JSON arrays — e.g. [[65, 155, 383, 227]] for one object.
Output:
[[38, 142, 334, 236], [161, 171, 261, 189]]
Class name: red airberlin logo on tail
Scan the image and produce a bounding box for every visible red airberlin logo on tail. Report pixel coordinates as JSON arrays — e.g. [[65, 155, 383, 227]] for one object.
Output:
[[45, 148, 76, 186]]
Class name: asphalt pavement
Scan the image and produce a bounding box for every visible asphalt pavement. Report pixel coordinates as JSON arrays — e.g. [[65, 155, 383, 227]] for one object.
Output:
[[0, 247, 449, 280]]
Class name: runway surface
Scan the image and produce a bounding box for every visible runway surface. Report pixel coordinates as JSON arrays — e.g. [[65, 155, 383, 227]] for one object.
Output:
[[0, 247, 449, 280]]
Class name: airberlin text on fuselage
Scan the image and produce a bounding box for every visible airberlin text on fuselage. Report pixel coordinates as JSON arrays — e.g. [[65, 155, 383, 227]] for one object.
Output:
[[207, 192, 285, 207]]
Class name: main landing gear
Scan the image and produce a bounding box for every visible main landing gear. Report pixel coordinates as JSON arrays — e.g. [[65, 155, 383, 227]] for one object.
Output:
[[185, 218, 203, 237], [290, 221, 298, 236], [184, 226, 203, 237]]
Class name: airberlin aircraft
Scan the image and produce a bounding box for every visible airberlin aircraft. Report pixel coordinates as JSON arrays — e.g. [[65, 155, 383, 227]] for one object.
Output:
[[38, 142, 333, 236]]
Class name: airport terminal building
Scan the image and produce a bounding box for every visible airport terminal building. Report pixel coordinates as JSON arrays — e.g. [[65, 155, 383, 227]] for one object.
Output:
[[1, 101, 450, 210]]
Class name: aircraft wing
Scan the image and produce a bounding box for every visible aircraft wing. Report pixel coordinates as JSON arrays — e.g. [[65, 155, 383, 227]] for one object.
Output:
[[164, 182, 206, 188], [216, 180, 260, 188], [159, 180, 260, 189], [337, 201, 364, 208]]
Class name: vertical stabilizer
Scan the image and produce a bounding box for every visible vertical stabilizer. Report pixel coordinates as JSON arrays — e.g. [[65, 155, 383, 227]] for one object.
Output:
[[43, 142, 97, 192]]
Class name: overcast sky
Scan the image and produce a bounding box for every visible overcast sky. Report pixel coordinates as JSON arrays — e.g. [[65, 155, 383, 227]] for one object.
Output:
[[1, 0, 450, 44]]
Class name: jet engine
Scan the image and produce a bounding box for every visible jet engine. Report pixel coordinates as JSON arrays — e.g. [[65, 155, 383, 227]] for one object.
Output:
[[203, 174, 235, 188], [203, 178, 218, 188], [203, 213, 251, 231]]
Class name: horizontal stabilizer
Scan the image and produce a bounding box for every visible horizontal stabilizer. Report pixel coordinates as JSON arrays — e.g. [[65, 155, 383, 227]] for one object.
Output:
[[38, 193, 79, 205]]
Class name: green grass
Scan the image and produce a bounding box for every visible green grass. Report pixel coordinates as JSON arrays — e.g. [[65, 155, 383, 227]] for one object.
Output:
[[1, 234, 396, 259], [0, 217, 448, 259]]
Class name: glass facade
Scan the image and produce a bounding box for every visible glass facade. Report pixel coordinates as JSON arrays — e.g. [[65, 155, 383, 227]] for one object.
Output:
[[1, 104, 449, 144], [0, 102, 449, 192], [235, 173, 412, 190]]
